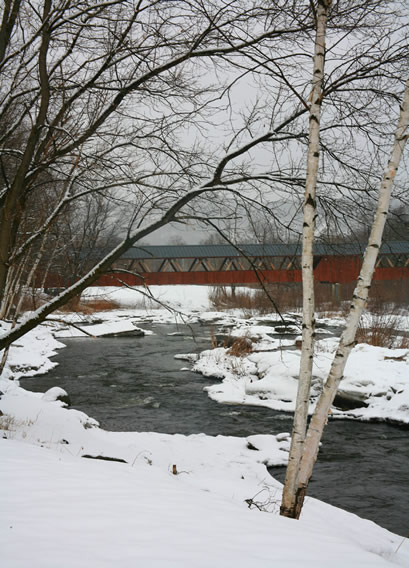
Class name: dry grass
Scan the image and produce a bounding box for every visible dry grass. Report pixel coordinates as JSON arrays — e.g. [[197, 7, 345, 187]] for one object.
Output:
[[357, 302, 409, 349], [14, 290, 121, 314], [17, 291, 48, 312], [0, 413, 15, 431], [209, 287, 269, 314], [0, 413, 34, 433], [81, 298, 121, 311], [209, 329, 254, 356], [227, 336, 254, 357], [209, 280, 409, 320], [209, 284, 337, 315], [209, 285, 302, 316], [209, 283, 362, 315], [58, 296, 121, 313]]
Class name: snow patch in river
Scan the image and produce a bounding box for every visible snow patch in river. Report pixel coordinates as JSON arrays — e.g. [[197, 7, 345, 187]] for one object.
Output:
[[192, 327, 409, 424]]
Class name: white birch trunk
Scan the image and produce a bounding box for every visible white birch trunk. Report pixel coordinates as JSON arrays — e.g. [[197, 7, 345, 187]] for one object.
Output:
[[280, 0, 331, 518], [294, 76, 409, 517]]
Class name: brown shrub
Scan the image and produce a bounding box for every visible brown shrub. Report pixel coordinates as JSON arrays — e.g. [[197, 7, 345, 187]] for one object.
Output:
[[209, 285, 298, 315], [18, 293, 48, 312], [82, 298, 121, 311], [58, 296, 121, 313], [227, 336, 253, 357]]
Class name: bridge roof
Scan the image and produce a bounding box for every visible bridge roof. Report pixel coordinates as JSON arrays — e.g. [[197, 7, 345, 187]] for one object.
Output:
[[123, 241, 409, 260]]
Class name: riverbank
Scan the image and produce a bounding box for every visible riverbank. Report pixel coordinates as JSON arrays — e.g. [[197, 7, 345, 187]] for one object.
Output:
[[1, 339, 408, 567], [6, 282, 407, 426], [1, 286, 409, 566]]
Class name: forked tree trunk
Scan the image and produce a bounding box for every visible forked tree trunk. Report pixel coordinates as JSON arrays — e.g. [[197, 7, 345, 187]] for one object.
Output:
[[292, 76, 409, 519], [280, 0, 331, 519]]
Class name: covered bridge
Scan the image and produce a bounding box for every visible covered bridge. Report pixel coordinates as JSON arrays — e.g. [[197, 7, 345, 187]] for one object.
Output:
[[94, 241, 409, 286]]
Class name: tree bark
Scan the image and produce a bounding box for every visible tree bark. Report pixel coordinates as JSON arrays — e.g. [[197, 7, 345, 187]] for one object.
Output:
[[280, 0, 331, 519]]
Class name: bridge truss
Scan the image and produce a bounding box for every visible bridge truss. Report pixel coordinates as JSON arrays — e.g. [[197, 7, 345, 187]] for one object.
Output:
[[94, 242, 409, 286]]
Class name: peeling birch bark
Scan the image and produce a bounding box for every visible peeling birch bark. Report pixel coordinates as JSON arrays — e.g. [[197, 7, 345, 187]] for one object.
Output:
[[293, 76, 409, 519], [280, 0, 331, 519]]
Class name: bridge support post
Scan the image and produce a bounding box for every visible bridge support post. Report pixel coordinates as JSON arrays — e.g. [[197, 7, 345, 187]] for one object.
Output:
[[331, 282, 340, 304]]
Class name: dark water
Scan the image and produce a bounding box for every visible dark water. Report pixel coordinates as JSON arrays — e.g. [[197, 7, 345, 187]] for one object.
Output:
[[21, 323, 409, 536]]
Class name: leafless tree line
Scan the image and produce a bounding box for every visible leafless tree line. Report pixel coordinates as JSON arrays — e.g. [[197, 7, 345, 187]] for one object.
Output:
[[1, 1, 407, 347]]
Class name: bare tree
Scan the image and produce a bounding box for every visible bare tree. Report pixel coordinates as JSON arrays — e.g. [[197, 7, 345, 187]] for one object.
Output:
[[0, 0, 407, 354], [0, 0, 315, 349], [49, 193, 120, 288], [0, 6, 296, 286]]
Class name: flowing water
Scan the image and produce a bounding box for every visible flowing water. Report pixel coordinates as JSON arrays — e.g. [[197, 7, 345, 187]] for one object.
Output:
[[20, 323, 409, 536]]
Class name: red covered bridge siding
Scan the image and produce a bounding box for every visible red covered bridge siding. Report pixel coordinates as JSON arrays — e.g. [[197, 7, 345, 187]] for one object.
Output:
[[95, 242, 409, 286]]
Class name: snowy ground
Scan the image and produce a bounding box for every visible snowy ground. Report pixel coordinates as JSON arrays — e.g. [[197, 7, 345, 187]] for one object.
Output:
[[1, 285, 409, 566], [2, 436, 407, 568], [82, 284, 212, 314]]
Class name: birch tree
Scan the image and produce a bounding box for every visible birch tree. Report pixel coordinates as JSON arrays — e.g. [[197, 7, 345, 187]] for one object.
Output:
[[291, 77, 409, 519], [278, 0, 409, 518], [280, 0, 331, 519]]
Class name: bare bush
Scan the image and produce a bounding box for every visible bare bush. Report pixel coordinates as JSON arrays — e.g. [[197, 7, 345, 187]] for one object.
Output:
[[209, 280, 409, 318], [209, 285, 301, 315], [357, 304, 409, 349]]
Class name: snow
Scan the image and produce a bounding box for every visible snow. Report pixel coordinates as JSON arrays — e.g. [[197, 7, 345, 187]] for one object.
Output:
[[82, 284, 212, 312], [0, 321, 64, 382], [192, 331, 409, 424], [50, 318, 153, 338], [2, 437, 407, 568], [1, 286, 409, 566], [41, 386, 69, 403], [1, 383, 408, 568]]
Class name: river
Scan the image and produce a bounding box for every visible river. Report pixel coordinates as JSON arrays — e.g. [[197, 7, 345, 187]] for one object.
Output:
[[20, 323, 409, 537]]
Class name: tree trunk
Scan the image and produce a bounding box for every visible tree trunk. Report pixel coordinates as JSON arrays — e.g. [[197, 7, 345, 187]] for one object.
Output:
[[293, 75, 409, 519], [0, 0, 51, 305], [280, 0, 331, 519]]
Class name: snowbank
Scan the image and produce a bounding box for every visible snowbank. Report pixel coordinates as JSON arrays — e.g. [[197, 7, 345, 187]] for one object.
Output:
[[191, 322, 409, 425], [1, 435, 407, 568], [0, 321, 64, 382], [51, 318, 152, 338]]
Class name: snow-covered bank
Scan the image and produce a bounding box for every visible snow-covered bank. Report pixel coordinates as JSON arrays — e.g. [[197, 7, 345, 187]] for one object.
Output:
[[2, 435, 407, 568], [192, 331, 409, 426], [0, 366, 408, 568], [1, 289, 409, 566], [4, 342, 405, 567], [0, 321, 65, 382]]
